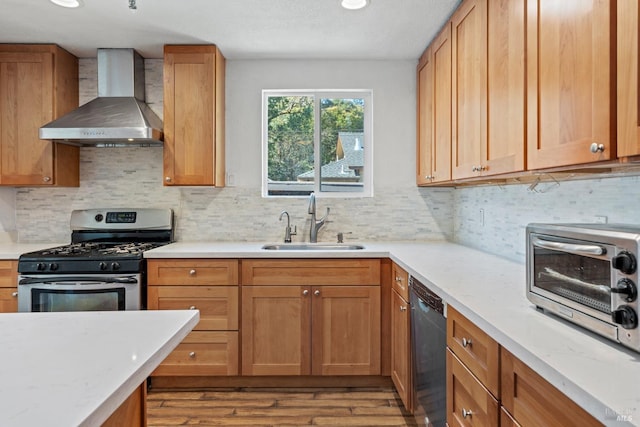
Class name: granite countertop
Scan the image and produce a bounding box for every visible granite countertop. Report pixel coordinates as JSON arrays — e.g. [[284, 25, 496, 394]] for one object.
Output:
[[145, 241, 640, 426], [0, 310, 199, 426]]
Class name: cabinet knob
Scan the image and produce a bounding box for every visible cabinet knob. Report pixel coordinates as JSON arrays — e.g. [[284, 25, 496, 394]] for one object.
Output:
[[302, 289, 309, 296], [189, 269, 196, 276], [400, 305, 407, 312], [425, 175, 433, 180], [165, 176, 172, 182], [590, 142, 605, 153], [11, 291, 18, 297], [189, 351, 196, 359], [42, 176, 51, 182], [314, 290, 321, 296], [462, 337, 473, 348], [189, 305, 196, 310], [462, 408, 473, 419]]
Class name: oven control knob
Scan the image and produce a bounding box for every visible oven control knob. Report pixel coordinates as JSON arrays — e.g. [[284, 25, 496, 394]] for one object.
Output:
[[612, 252, 637, 275], [99, 262, 108, 271], [49, 263, 58, 271], [612, 279, 638, 302], [37, 263, 46, 271], [111, 262, 120, 271], [612, 306, 638, 329]]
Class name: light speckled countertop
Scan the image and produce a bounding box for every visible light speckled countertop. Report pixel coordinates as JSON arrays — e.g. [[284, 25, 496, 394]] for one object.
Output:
[[0, 309, 198, 426], [145, 241, 640, 426]]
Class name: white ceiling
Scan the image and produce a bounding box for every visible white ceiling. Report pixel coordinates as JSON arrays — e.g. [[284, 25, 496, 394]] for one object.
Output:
[[1, 0, 460, 60]]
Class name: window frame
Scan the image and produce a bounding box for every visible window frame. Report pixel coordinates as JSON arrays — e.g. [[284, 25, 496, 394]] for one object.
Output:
[[261, 89, 373, 198]]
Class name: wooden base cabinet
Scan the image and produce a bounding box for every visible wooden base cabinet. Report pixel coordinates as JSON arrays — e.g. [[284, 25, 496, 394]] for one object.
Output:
[[0, 44, 79, 186], [147, 259, 239, 376], [0, 260, 17, 312], [241, 259, 381, 376], [390, 263, 411, 411]]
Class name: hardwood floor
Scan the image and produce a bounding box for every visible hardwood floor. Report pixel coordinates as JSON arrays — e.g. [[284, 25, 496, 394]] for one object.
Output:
[[147, 387, 418, 426]]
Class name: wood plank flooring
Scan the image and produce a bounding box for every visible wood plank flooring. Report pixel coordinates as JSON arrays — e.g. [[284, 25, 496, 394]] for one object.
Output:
[[147, 387, 418, 426]]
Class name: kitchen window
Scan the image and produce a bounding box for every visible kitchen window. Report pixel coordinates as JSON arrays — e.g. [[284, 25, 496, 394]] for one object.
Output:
[[262, 90, 373, 197]]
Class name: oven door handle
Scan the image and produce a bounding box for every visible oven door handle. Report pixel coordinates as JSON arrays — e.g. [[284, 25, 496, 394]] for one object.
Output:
[[532, 236, 606, 256], [19, 276, 139, 285]]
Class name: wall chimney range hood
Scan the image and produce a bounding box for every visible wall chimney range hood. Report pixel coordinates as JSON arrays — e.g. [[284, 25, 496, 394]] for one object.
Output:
[[39, 48, 163, 147]]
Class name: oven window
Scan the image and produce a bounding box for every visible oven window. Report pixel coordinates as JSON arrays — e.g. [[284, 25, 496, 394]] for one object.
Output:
[[32, 289, 125, 312], [533, 247, 611, 313]]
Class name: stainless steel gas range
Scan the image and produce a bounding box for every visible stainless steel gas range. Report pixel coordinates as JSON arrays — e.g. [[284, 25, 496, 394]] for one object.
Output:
[[17, 208, 173, 312]]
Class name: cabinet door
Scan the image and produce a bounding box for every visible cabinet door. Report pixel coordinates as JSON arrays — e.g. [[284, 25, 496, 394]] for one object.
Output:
[[617, 0, 640, 157], [311, 285, 380, 375], [451, 0, 487, 180], [163, 45, 225, 186], [0, 52, 55, 185], [416, 47, 434, 186], [0, 260, 17, 312], [486, 0, 526, 175], [431, 24, 453, 183], [501, 348, 603, 427], [390, 289, 411, 411], [0, 287, 18, 312], [526, 0, 614, 169], [241, 286, 311, 375]]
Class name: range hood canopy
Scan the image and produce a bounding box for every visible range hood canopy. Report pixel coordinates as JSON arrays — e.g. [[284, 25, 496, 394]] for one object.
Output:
[[39, 48, 163, 147]]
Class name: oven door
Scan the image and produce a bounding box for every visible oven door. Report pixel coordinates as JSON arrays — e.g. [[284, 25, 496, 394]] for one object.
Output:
[[17, 274, 141, 312], [527, 233, 616, 325]]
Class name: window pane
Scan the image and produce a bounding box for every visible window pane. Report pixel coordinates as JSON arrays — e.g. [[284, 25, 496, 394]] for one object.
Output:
[[267, 95, 315, 196], [319, 98, 365, 193]]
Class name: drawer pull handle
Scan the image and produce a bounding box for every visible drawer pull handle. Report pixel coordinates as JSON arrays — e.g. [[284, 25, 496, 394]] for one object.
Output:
[[303, 290, 309, 296], [462, 408, 473, 419], [11, 292, 18, 297], [400, 305, 407, 312], [395, 275, 403, 283], [314, 290, 321, 296], [189, 269, 196, 276], [189, 351, 196, 358], [462, 337, 472, 348], [189, 306, 196, 310]]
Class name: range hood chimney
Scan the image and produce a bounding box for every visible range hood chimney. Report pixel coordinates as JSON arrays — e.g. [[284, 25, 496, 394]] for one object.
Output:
[[39, 48, 163, 146]]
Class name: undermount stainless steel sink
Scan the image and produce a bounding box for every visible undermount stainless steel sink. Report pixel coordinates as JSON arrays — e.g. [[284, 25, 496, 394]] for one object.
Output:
[[261, 243, 365, 251]]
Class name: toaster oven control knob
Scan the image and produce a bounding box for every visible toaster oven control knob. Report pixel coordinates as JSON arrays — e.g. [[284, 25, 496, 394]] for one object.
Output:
[[612, 252, 637, 275], [612, 306, 638, 329], [612, 279, 638, 302], [111, 262, 120, 271]]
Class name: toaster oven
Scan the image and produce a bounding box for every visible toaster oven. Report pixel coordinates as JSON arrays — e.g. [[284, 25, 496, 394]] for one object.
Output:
[[527, 223, 640, 353]]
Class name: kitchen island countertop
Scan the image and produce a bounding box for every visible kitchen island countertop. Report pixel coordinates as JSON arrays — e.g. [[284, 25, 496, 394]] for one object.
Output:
[[0, 309, 199, 426], [145, 241, 639, 426]]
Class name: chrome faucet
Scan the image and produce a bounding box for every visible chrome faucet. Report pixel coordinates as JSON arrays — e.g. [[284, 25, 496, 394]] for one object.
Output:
[[279, 211, 296, 243], [308, 193, 329, 243]]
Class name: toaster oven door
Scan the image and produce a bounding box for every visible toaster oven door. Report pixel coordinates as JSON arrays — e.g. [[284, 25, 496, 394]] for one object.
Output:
[[528, 233, 614, 320]]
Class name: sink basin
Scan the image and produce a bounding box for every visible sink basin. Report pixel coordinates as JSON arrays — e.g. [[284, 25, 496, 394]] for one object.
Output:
[[261, 243, 365, 251]]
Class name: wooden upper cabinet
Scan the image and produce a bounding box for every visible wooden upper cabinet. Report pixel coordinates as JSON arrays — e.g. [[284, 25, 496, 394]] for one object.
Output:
[[526, 0, 615, 169], [486, 0, 526, 176], [416, 47, 434, 185], [617, 0, 640, 157], [451, 0, 487, 180], [163, 45, 225, 186], [0, 45, 79, 186]]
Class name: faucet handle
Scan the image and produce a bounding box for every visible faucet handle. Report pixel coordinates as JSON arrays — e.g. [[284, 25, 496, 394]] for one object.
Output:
[[337, 231, 352, 243]]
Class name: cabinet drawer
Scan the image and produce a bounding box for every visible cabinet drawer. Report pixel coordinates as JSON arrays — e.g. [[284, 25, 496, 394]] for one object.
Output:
[[447, 349, 499, 427], [152, 331, 238, 376], [501, 348, 603, 427], [241, 259, 380, 286], [447, 305, 499, 397], [148, 286, 238, 330], [148, 259, 238, 286], [0, 287, 18, 312], [0, 260, 17, 287], [391, 262, 409, 301]]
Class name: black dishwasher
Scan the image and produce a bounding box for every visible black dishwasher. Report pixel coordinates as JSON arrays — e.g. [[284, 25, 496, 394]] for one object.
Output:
[[409, 276, 446, 427]]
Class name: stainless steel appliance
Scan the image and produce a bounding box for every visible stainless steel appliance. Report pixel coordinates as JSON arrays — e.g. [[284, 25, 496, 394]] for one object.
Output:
[[18, 208, 173, 312], [410, 276, 446, 427], [527, 223, 640, 353]]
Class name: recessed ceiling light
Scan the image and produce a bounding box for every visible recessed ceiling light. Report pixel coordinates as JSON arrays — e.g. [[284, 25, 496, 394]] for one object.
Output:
[[50, 0, 82, 8], [341, 0, 369, 10]]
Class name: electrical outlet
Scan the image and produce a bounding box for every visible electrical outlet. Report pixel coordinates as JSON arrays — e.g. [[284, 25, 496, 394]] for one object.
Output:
[[594, 215, 608, 224]]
